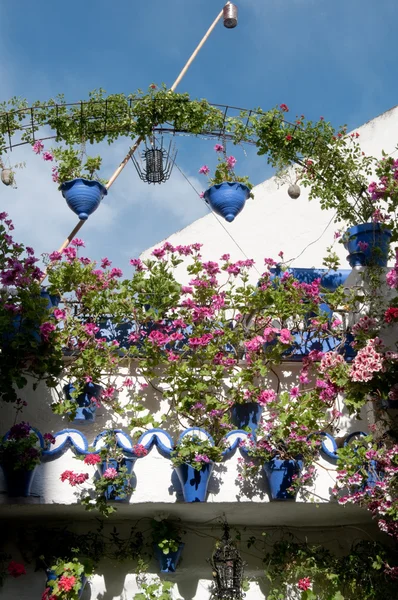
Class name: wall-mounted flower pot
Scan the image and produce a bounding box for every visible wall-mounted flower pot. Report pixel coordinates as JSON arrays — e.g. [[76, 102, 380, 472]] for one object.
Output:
[[204, 182, 250, 222], [1, 464, 37, 497], [97, 458, 134, 502], [154, 543, 185, 573], [46, 570, 87, 598], [63, 382, 102, 423], [175, 462, 213, 502], [2, 289, 60, 346], [343, 223, 392, 267], [60, 178, 107, 220], [231, 402, 263, 436], [263, 458, 303, 500]]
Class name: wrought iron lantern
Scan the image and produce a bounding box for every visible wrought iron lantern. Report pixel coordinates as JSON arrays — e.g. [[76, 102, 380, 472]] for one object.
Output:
[[223, 3, 238, 28], [130, 137, 177, 184], [209, 523, 246, 600]]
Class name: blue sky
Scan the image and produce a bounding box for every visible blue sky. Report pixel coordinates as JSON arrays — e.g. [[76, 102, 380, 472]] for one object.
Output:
[[1, 0, 397, 271]]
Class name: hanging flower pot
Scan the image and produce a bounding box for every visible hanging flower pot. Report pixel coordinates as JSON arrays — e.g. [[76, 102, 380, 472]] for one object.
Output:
[[97, 458, 134, 502], [63, 382, 102, 423], [1, 464, 37, 497], [343, 223, 392, 267], [46, 570, 87, 599], [60, 178, 107, 220], [263, 457, 303, 500], [1, 168, 14, 186], [154, 543, 185, 573], [175, 462, 213, 502], [231, 402, 263, 436], [204, 182, 250, 222]]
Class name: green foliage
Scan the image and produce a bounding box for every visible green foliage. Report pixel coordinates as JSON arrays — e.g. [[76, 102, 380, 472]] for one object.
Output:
[[264, 539, 398, 600], [134, 577, 177, 600], [151, 519, 184, 555]]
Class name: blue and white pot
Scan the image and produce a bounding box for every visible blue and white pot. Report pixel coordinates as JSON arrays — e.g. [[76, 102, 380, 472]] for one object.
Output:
[[97, 458, 135, 502], [63, 382, 102, 423], [1, 464, 37, 497], [154, 543, 185, 573], [343, 223, 392, 267], [204, 182, 250, 222], [60, 178, 107, 220], [231, 402, 263, 437], [263, 457, 303, 500], [175, 462, 213, 502]]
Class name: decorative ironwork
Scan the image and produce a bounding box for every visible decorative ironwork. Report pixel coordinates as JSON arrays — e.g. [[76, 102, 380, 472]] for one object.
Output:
[[130, 137, 177, 184], [209, 523, 246, 600], [223, 3, 238, 28]]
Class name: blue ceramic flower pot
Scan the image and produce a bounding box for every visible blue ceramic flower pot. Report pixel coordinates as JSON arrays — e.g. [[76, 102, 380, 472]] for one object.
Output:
[[97, 458, 134, 502], [175, 463, 213, 502], [204, 182, 250, 222], [231, 402, 263, 437], [263, 458, 303, 500], [2, 289, 60, 346], [154, 543, 185, 573], [63, 382, 102, 423], [1, 464, 36, 497], [60, 178, 107, 220], [46, 570, 87, 598], [343, 223, 392, 267]]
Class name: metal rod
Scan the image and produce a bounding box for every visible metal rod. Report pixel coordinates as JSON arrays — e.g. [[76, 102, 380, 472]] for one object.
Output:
[[43, 1, 230, 276]]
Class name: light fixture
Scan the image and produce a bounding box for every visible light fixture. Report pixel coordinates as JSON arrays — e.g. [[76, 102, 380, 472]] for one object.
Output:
[[209, 523, 246, 600], [130, 136, 177, 184], [223, 3, 238, 28]]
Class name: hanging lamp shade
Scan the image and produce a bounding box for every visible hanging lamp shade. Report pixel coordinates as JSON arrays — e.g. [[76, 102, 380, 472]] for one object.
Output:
[[223, 3, 238, 28], [209, 524, 246, 600], [131, 137, 177, 184]]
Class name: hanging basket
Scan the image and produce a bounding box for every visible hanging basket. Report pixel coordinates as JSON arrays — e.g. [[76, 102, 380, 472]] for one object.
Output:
[[175, 462, 213, 502], [60, 178, 107, 220], [1, 168, 14, 186], [231, 402, 263, 436], [263, 457, 303, 500], [204, 182, 250, 222], [154, 543, 185, 573], [1, 464, 37, 497], [63, 382, 102, 423], [343, 223, 392, 267]]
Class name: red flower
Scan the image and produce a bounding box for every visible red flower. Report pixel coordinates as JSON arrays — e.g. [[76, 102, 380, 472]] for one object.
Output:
[[384, 307, 398, 323], [133, 443, 149, 457], [58, 574, 77, 592], [84, 453, 102, 465], [42, 587, 57, 600], [150, 84, 157, 89], [286, 135, 292, 141], [298, 577, 312, 591], [7, 561, 26, 577], [279, 103, 289, 112]]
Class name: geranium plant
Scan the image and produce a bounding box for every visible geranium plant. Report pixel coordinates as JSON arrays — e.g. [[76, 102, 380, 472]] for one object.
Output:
[[171, 435, 224, 470], [199, 144, 253, 195], [334, 433, 398, 541], [0, 421, 54, 471], [42, 556, 93, 600], [32, 140, 105, 186], [0, 214, 63, 405]]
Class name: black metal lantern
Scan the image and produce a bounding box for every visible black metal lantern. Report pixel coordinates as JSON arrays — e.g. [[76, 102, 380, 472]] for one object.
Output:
[[209, 524, 246, 600], [130, 137, 177, 184]]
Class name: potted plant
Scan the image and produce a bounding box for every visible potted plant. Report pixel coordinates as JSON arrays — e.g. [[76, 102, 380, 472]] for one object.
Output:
[[0, 421, 55, 497], [32, 141, 107, 220], [151, 517, 185, 573], [0, 159, 25, 188], [60, 432, 148, 517], [0, 215, 63, 405], [62, 382, 103, 423], [199, 145, 253, 222], [42, 556, 93, 600], [171, 433, 224, 502]]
